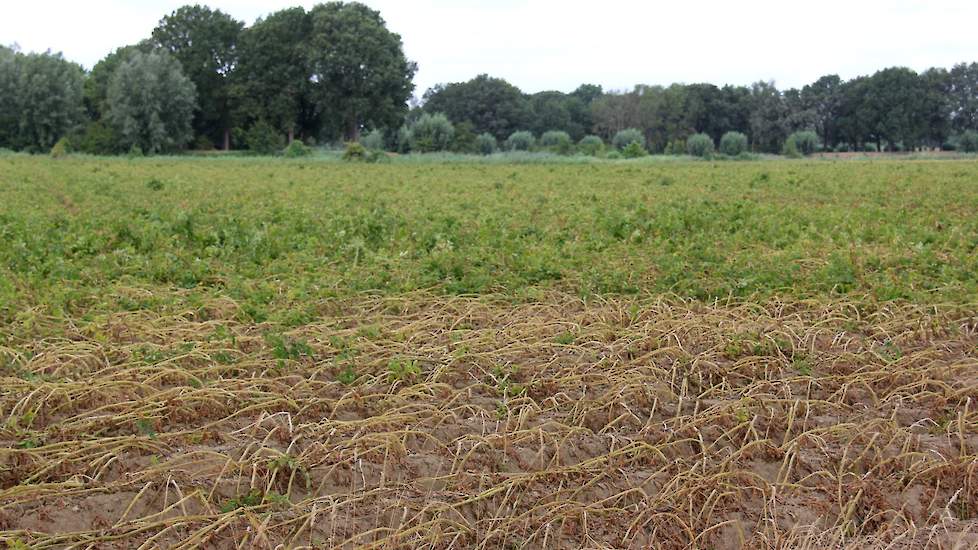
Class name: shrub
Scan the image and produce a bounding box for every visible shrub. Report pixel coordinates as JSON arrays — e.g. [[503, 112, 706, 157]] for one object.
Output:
[[50, 137, 70, 158], [127, 144, 144, 158], [366, 150, 391, 163], [283, 140, 312, 158], [540, 130, 573, 154], [782, 136, 801, 158], [396, 126, 413, 153], [686, 133, 715, 157], [450, 121, 477, 153], [622, 140, 647, 158], [719, 131, 748, 156], [408, 113, 454, 152], [612, 128, 645, 151], [505, 131, 535, 151], [193, 135, 215, 151], [74, 121, 121, 155], [605, 150, 622, 160], [343, 141, 368, 161], [578, 135, 604, 156], [475, 133, 497, 155], [246, 120, 285, 155], [663, 139, 685, 156], [959, 130, 978, 153], [360, 129, 386, 151], [786, 131, 819, 156]]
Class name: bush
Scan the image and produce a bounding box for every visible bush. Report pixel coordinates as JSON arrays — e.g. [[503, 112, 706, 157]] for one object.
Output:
[[127, 144, 144, 158], [959, 130, 978, 153], [342, 141, 368, 161], [622, 140, 647, 158], [786, 131, 819, 156], [450, 121, 477, 153], [246, 120, 285, 155], [193, 135, 215, 151], [612, 128, 645, 151], [663, 139, 685, 156], [366, 150, 391, 163], [782, 136, 801, 158], [407, 112, 454, 152], [50, 137, 70, 158], [283, 140, 312, 158], [686, 133, 715, 157], [396, 126, 413, 153], [360, 129, 386, 151], [475, 133, 497, 155], [719, 131, 748, 156], [74, 121, 121, 155], [540, 130, 573, 155], [578, 135, 604, 156], [605, 150, 622, 160], [505, 131, 535, 151]]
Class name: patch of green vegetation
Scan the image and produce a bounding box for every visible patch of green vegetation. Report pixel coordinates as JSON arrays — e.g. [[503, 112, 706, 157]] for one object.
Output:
[[2, 157, 978, 344], [220, 488, 267, 513], [491, 365, 526, 397], [337, 364, 358, 385], [554, 332, 576, 345], [387, 359, 421, 383]]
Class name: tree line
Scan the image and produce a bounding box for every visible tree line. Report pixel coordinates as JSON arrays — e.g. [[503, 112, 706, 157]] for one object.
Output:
[[2, 1, 978, 156], [415, 68, 978, 155], [1, 2, 414, 154]]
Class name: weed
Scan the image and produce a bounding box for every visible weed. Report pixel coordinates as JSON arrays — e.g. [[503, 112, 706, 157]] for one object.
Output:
[[554, 332, 575, 345], [220, 488, 265, 513], [387, 359, 421, 383], [135, 418, 157, 439], [337, 364, 358, 385], [794, 358, 813, 376]]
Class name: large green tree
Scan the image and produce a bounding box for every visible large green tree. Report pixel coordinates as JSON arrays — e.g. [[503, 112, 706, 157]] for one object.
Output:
[[590, 90, 641, 140], [528, 91, 576, 139], [0, 47, 85, 151], [152, 5, 243, 149], [920, 68, 952, 148], [683, 83, 751, 141], [568, 84, 602, 136], [836, 76, 874, 150], [306, 2, 416, 141], [747, 81, 787, 153], [423, 75, 532, 141], [0, 46, 20, 148], [949, 62, 978, 132], [106, 50, 197, 153], [83, 44, 154, 119], [801, 75, 843, 149], [865, 67, 928, 150], [235, 7, 313, 143]]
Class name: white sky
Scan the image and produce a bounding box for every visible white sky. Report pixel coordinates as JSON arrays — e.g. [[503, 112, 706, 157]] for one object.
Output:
[[3, 0, 977, 95]]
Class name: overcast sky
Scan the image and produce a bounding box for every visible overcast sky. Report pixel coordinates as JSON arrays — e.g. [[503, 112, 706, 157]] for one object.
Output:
[[3, 0, 977, 95]]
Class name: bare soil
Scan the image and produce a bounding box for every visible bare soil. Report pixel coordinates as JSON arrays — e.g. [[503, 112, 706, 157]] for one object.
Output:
[[1, 295, 977, 548]]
